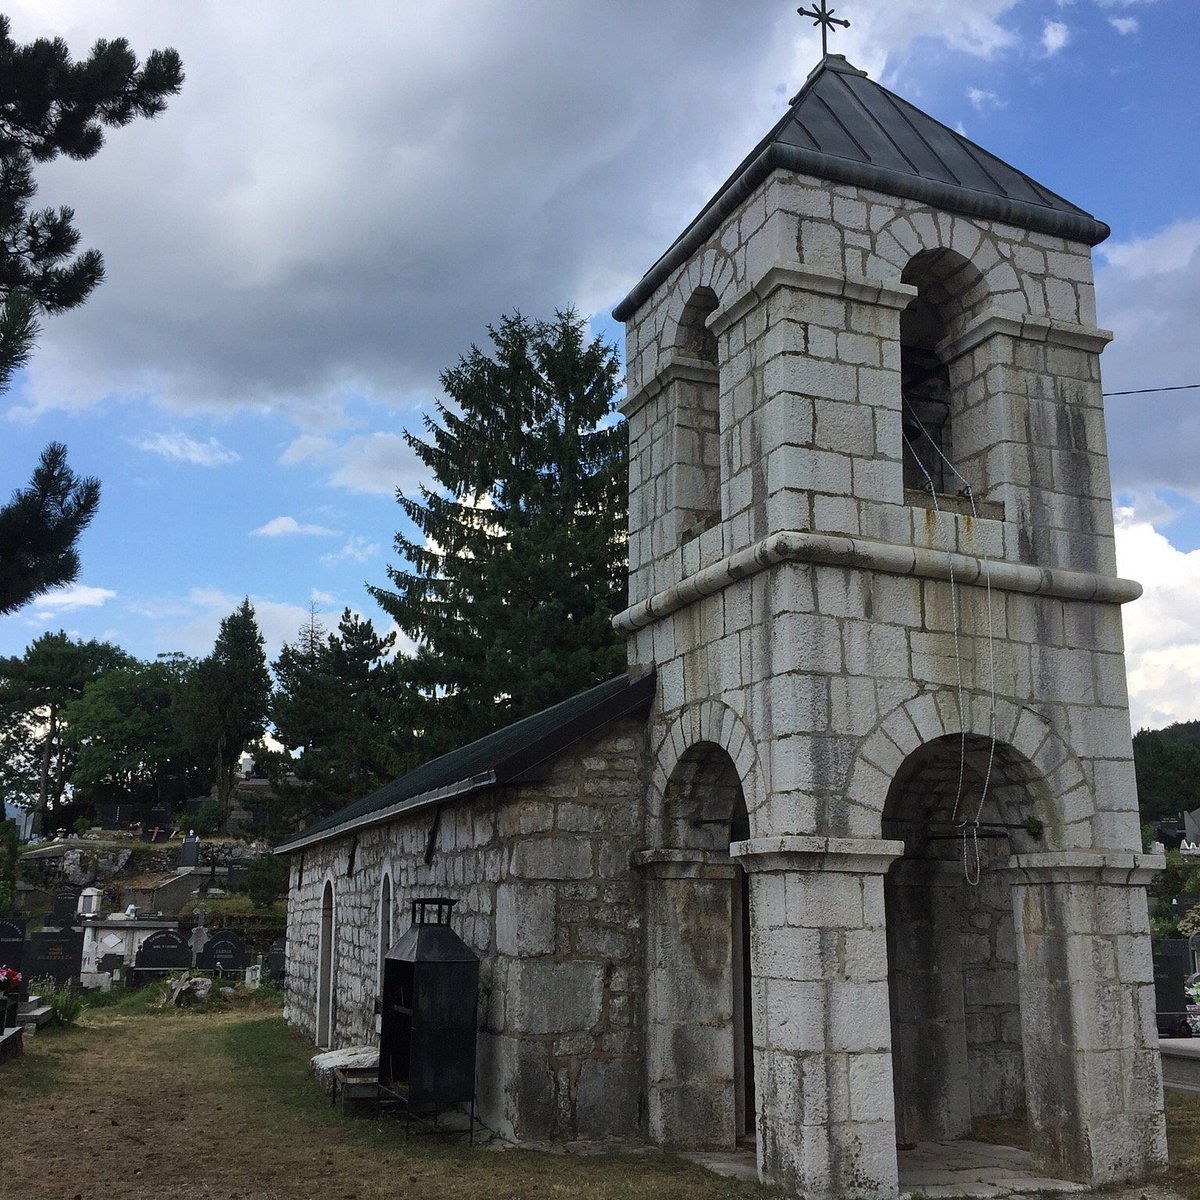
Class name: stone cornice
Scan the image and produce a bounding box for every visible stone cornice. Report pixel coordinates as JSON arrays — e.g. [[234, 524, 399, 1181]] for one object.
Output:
[[619, 355, 719, 418], [940, 309, 1114, 363], [998, 849, 1164, 887], [631, 847, 737, 879], [731, 835, 904, 875], [709, 262, 917, 338], [613, 529, 1142, 633]]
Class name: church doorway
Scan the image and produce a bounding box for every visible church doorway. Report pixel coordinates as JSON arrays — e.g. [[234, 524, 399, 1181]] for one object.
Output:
[[317, 879, 336, 1048], [882, 734, 1041, 1149], [643, 742, 756, 1149]]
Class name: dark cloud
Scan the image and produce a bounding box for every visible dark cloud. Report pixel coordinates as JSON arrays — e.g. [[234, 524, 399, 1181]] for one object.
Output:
[[4, 1, 1027, 424]]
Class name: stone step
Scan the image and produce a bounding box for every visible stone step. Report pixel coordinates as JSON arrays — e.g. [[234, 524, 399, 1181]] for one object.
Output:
[[0, 1023, 22, 1063], [18, 1004, 53, 1030], [17, 994, 42, 1015]]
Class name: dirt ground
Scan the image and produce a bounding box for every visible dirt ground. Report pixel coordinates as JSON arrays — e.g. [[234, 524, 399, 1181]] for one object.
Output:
[[0, 1001, 764, 1200], [2, 1000, 1196, 1200]]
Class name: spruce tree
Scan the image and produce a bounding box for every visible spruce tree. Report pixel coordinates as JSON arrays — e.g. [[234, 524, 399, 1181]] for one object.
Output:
[[0, 17, 183, 613], [370, 309, 627, 755], [0, 442, 100, 614], [177, 600, 271, 821], [267, 608, 413, 827]]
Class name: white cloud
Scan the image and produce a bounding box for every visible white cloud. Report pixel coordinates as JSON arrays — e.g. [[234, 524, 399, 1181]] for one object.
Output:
[[0, 1, 1032, 432], [1041, 20, 1071, 54], [142, 586, 315, 661], [967, 87, 1005, 111], [29, 583, 117, 619], [322, 535, 382, 565], [251, 515, 340, 538], [1108, 16, 1139, 33], [1096, 218, 1200, 499], [1100, 217, 1200, 281], [131, 431, 240, 467], [329, 433, 418, 496], [1115, 503, 1200, 729]]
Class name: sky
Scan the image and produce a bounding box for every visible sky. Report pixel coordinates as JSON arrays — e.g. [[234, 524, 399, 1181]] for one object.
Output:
[[0, 0, 1197, 732]]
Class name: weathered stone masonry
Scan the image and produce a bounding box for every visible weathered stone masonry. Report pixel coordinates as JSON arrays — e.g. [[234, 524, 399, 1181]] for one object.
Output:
[[283, 716, 647, 1142]]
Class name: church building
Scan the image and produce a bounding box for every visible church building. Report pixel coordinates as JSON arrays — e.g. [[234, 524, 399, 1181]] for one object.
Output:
[[279, 48, 1167, 1199]]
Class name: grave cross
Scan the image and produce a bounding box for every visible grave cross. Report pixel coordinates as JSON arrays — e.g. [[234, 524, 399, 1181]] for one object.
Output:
[[190, 904, 210, 967], [798, 0, 850, 58]]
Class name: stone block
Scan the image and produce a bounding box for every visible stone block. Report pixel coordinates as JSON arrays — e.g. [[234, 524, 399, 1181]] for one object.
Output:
[[507, 959, 604, 1035], [495, 882, 557, 957], [577, 1056, 641, 1137], [764, 978, 827, 1052]]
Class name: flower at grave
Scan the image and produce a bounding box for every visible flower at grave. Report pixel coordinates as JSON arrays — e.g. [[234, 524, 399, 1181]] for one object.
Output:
[[0, 966, 20, 994]]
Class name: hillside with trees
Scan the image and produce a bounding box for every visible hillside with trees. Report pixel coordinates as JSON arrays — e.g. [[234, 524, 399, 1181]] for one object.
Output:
[[1134, 720, 1200, 823]]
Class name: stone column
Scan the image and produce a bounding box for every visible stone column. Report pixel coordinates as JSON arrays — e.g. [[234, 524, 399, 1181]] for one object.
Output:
[[1004, 850, 1167, 1183], [733, 835, 904, 1200], [634, 848, 739, 1149], [886, 859, 971, 1143]]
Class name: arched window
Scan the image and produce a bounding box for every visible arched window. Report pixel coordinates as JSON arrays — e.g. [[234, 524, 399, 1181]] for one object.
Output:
[[899, 250, 989, 501], [672, 287, 721, 541], [316, 879, 336, 1048], [377, 872, 393, 998]]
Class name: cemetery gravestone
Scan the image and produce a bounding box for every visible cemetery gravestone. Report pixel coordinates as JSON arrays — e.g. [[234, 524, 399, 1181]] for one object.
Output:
[[227, 861, 248, 886], [28, 929, 84, 987], [1155, 938, 1194, 1037], [197, 930, 250, 976], [180, 835, 200, 868], [96, 802, 135, 830], [97, 952, 124, 975], [51, 887, 80, 926], [134, 930, 191, 972], [141, 804, 173, 843], [267, 937, 286, 985]]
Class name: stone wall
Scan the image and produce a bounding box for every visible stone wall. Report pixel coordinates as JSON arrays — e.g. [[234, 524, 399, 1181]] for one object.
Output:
[[284, 714, 647, 1141]]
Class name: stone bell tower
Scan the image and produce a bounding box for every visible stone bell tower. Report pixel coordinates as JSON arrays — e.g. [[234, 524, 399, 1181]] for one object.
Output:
[[615, 53, 1166, 1200]]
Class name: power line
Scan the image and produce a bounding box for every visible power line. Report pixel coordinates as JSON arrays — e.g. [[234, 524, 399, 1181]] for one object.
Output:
[[1102, 383, 1200, 397]]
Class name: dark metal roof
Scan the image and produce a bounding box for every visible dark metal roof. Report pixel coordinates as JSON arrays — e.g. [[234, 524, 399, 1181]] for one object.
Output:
[[275, 671, 656, 853], [614, 55, 1109, 322]]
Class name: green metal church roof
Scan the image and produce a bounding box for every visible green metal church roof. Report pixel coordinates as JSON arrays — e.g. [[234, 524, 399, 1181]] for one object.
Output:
[[614, 55, 1109, 321], [275, 671, 655, 853]]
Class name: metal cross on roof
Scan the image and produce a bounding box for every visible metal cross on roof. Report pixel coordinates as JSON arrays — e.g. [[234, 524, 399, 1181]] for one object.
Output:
[[798, 0, 851, 58]]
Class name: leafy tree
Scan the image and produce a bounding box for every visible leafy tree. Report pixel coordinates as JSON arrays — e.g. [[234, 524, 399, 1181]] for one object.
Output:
[[0, 442, 100, 614], [0, 816, 16, 914], [63, 655, 210, 809], [0, 17, 183, 613], [265, 607, 414, 828], [176, 600, 271, 822], [370, 309, 626, 755], [0, 631, 130, 834]]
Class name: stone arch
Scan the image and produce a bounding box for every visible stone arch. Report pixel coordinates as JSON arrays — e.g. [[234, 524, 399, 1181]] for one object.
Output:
[[845, 690, 1088, 847], [642, 731, 758, 1150], [673, 286, 719, 363], [648, 700, 764, 842], [897, 248, 990, 495], [660, 250, 738, 354], [664, 284, 723, 539]]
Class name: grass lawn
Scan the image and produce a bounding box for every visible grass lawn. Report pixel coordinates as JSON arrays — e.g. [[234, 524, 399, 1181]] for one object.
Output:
[[0, 990, 771, 1200]]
